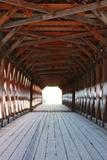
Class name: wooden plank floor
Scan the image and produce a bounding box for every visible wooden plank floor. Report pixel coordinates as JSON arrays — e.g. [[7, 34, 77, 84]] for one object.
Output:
[[0, 104, 107, 160]]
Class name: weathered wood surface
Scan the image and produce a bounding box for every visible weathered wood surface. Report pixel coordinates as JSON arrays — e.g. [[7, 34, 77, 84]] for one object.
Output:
[[0, 104, 107, 160]]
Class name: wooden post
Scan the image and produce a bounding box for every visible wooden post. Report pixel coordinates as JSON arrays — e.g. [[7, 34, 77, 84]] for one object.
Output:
[[30, 80, 33, 112], [72, 89, 75, 112]]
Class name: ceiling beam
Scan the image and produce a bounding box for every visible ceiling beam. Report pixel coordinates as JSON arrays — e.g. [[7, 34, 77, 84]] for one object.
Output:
[[38, 71, 70, 75], [77, 45, 92, 58], [85, 25, 107, 47], [0, 2, 76, 13], [22, 20, 83, 26], [15, 50, 34, 67], [72, 57, 87, 72], [22, 26, 86, 32], [17, 45, 78, 53], [3, 1, 107, 28], [15, 50, 70, 59], [64, 15, 99, 26], [20, 14, 100, 26], [33, 66, 71, 71], [81, 38, 100, 57], [93, 10, 107, 25], [0, 0, 48, 13], [26, 59, 71, 66], [2, 37, 24, 59], [0, 26, 21, 48], [0, 6, 17, 26], [19, 32, 90, 47]]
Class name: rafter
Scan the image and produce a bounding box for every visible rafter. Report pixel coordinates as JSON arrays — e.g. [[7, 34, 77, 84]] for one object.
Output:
[[85, 25, 107, 47], [93, 10, 107, 25], [22, 20, 83, 26], [22, 26, 86, 32], [1, 37, 24, 59], [38, 71, 70, 75], [81, 38, 100, 59], [0, 6, 17, 26], [77, 45, 92, 58], [0, 0, 48, 13], [0, 26, 21, 48], [0, 2, 76, 13], [19, 32, 90, 47], [81, 39, 99, 54], [72, 57, 87, 72]]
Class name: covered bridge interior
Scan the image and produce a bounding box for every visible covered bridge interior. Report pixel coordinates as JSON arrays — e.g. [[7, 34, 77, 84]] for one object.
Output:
[[0, 0, 107, 160]]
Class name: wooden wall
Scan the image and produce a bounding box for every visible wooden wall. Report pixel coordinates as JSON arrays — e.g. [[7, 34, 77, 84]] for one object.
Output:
[[74, 58, 107, 125], [63, 57, 107, 126], [0, 58, 42, 125]]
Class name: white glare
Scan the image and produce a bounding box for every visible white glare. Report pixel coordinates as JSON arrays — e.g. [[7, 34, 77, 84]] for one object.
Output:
[[42, 86, 62, 104]]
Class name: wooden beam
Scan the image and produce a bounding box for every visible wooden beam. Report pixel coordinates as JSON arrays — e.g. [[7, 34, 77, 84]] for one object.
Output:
[[19, 32, 90, 47], [28, 64, 79, 74], [0, 0, 48, 13], [14, 36, 85, 47], [65, 15, 99, 26], [31, 61, 76, 70], [81, 39, 97, 53], [39, 68, 71, 72], [33, 50, 78, 56], [72, 57, 87, 72], [15, 47, 28, 58], [34, 66, 71, 72], [75, 53, 88, 62], [81, 38, 99, 56], [0, 2, 76, 13], [93, 10, 107, 25], [38, 71, 70, 75], [0, 26, 21, 48], [3, 1, 107, 28], [26, 61, 71, 68], [15, 51, 33, 67], [35, 65, 78, 75], [8, 38, 24, 56], [17, 27, 107, 43], [21, 15, 100, 26], [15, 51, 81, 69], [0, 6, 17, 26], [18, 47, 82, 56], [22, 20, 83, 26], [76, 45, 91, 58], [22, 26, 86, 32], [2, 37, 24, 59], [85, 25, 107, 47]]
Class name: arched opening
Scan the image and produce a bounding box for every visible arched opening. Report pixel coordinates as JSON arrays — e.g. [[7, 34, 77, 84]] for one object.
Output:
[[42, 86, 62, 104]]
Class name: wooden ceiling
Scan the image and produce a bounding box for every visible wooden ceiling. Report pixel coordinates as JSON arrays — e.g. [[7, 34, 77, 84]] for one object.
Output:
[[0, 0, 107, 88]]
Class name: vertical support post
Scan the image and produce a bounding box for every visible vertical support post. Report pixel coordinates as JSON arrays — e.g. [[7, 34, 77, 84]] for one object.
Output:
[[30, 80, 33, 112], [72, 88, 75, 112]]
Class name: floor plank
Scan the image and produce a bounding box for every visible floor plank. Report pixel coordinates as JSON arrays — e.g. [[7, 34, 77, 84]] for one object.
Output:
[[54, 112, 68, 160], [65, 113, 107, 160], [0, 113, 42, 160], [0, 104, 107, 160], [10, 113, 47, 160], [33, 113, 50, 160], [64, 113, 104, 160], [57, 112, 81, 160]]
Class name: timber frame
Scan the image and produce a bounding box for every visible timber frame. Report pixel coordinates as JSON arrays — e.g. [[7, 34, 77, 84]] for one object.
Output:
[[0, 0, 107, 127]]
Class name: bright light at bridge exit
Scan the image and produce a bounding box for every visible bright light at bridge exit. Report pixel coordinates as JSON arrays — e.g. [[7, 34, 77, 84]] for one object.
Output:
[[42, 86, 62, 104]]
